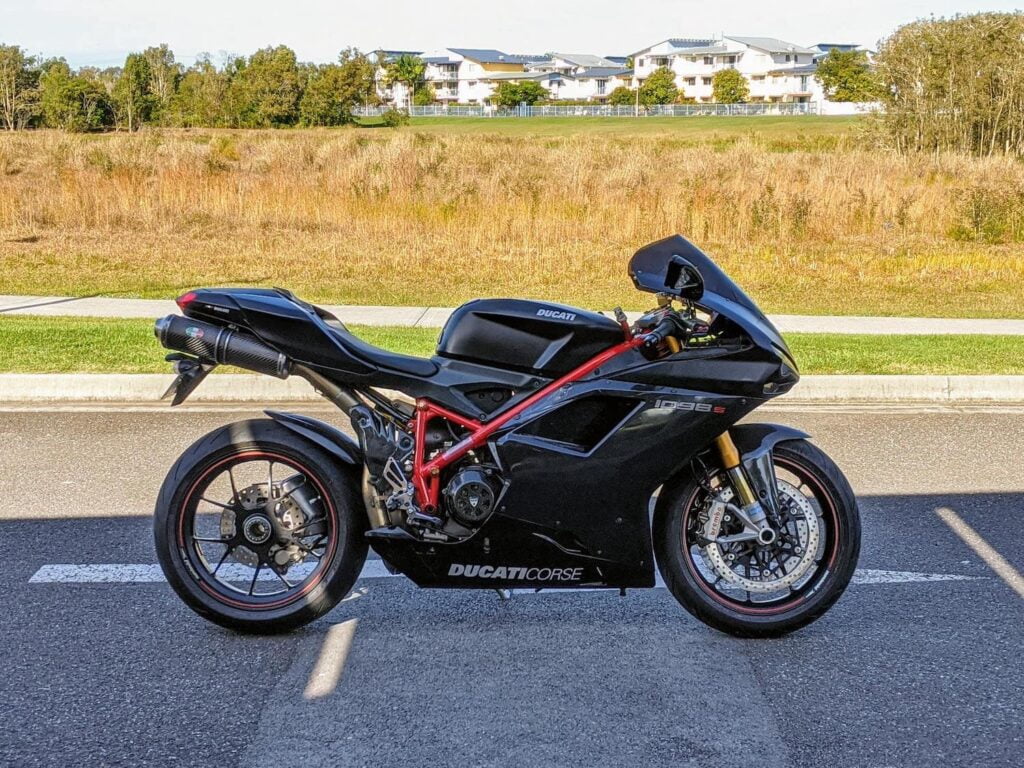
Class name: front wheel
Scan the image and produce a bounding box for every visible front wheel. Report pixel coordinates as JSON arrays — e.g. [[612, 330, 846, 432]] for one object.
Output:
[[654, 439, 860, 638], [154, 419, 368, 633]]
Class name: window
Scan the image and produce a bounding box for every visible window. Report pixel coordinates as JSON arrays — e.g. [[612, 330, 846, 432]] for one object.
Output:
[[597, 79, 606, 95], [800, 76, 809, 91], [654, 57, 670, 67], [793, 56, 800, 63], [703, 56, 714, 65], [684, 77, 696, 85], [702, 77, 712, 86], [637, 57, 644, 67], [752, 74, 765, 81], [725, 55, 737, 64], [785, 54, 791, 62]]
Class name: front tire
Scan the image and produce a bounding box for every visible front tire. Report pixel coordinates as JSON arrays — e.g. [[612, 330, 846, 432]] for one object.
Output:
[[654, 439, 860, 638], [154, 419, 368, 633]]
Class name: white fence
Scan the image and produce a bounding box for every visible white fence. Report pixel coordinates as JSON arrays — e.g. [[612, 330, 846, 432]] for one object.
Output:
[[355, 102, 818, 119]]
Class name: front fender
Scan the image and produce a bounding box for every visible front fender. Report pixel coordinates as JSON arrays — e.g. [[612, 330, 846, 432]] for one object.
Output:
[[265, 410, 363, 466], [730, 423, 810, 517]]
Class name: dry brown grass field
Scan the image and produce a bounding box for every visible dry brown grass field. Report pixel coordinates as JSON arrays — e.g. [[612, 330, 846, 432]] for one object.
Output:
[[1, 121, 1023, 316]]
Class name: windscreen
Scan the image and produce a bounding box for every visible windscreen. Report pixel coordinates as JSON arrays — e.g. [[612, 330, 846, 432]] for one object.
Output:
[[628, 234, 762, 316]]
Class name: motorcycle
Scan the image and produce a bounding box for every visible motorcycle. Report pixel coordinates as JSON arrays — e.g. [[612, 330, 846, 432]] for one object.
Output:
[[152, 234, 860, 637]]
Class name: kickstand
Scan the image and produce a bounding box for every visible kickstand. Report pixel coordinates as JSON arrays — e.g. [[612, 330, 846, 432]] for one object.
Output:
[[494, 588, 512, 601]]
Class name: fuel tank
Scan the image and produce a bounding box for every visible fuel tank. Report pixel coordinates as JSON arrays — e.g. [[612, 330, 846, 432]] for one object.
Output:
[[437, 299, 623, 377]]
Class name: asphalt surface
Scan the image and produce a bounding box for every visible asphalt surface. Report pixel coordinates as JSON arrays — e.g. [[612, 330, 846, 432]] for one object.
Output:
[[1, 404, 1022, 767]]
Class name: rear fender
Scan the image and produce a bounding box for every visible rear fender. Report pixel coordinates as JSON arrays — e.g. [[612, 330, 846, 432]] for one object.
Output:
[[265, 411, 363, 467]]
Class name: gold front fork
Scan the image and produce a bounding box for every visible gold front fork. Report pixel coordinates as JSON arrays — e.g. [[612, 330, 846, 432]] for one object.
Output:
[[714, 432, 757, 507]]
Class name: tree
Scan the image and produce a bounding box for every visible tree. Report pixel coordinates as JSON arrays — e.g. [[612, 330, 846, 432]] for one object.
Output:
[[491, 80, 548, 107], [169, 56, 228, 127], [0, 45, 41, 130], [815, 49, 878, 102], [876, 12, 1024, 156], [638, 67, 677, 105], [712, 68, 749, 103], [607, 86, 636, 106], [412, 82, 435, 106], [384, 53, 425, 109], [38, 60, 112, 132], [227, 45, 302, 127], [112, 52, 152, 130], [143, 44, 180, 123], [299, 49, 377, 126]]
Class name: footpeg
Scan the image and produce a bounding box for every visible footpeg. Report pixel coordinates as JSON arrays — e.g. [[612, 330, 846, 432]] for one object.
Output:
[[407, 509, 444, 529]]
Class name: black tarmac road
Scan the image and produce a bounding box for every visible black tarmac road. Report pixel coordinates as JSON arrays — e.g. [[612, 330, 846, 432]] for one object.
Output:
[[0, 404, 1021, 767]]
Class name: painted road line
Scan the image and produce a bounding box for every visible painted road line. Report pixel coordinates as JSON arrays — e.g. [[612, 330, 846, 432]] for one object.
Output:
[[28, 558, 395, 584], [936, 506, 1024, 600], [303, 619, 358, 700], [29, 563, 983, 587]]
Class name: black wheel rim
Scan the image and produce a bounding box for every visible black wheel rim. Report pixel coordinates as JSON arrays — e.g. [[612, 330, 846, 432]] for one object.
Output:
[[177, 450, 337, 610], [681, 455, 840, 615]]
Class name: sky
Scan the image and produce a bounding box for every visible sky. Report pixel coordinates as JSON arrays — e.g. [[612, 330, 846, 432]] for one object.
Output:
[[3, 1, 1021, 68]]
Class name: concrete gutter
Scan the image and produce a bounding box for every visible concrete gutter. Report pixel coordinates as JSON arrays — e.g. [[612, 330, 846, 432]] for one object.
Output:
[[4, 295, 1024, 335], [2, 374, 1022, 403]]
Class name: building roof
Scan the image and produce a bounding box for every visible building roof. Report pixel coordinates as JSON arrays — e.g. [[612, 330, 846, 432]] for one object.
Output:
[[552, 53, 619, 68], [574, 67, 631, 79], [604, 56, 629, 65], [629, 38, 716, 57], [671, 44, 744, 56], [509, 53, 553, 63], [811, 43, 862, 51], [448, 48, 515, 63], [483, 70, 560, 82], [423, 56, 456, 64], [767, 63, 819, 76], [726, 36, 816, 55]]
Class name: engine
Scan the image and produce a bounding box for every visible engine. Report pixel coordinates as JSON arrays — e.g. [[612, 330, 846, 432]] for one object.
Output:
[[442, 466, 502, 526], [350, 404, 503, 536]]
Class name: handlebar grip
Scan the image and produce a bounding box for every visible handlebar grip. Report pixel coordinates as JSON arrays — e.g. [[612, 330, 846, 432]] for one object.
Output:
[[643, 316, 678, 350]]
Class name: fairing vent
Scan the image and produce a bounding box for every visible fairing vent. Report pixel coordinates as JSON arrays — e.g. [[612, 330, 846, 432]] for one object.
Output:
[[518, 395, 640, 454]]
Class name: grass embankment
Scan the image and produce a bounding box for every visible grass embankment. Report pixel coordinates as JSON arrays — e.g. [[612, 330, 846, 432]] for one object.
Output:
[[1, 122, 1023, 318], [2, 316, 1022, 375]]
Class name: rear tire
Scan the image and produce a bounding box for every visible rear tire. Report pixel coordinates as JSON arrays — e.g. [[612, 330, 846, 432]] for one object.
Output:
[[154, 419, 368, 634], [654, 439, 860, 638]]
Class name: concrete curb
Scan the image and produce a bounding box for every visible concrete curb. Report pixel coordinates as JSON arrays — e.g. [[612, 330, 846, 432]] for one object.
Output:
[[2, 374, 1023, 403]]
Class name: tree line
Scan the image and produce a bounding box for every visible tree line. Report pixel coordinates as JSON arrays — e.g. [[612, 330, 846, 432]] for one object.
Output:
[[0, 43, 379, 131], [2, 11, 1023, 157]]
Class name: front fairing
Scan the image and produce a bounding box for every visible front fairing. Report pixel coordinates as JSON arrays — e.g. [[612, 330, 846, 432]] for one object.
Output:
[[629, 235, 798, 390]]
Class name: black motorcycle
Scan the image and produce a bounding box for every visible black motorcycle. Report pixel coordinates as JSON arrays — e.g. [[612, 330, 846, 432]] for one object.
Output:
[[152, 235, 860, 637]]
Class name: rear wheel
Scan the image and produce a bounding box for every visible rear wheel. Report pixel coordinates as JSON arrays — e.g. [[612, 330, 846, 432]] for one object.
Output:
[[654, 439, 860, 638], [154, 419, 368, 633]]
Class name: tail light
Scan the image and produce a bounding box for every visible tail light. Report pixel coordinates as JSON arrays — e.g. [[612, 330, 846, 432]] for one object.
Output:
[[175, 292, 197, 311]]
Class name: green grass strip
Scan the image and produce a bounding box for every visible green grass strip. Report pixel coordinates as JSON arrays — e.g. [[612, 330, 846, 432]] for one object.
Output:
[[1, 316, 1022, 376]]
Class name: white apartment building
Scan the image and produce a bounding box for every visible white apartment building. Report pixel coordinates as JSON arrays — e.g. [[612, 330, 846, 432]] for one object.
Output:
[[374, 48, 630, 105], [369, 49, 423, 107], [524, 54, 631, 100], [417, 48, 548, 104], [632, 36, 824, 103]]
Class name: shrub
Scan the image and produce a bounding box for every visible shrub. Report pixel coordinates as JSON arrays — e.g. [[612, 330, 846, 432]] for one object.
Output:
[[380, 108, 409, 128]]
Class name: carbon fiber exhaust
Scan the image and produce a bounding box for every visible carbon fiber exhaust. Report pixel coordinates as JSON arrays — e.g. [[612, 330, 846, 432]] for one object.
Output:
[[154, 315, 291, 379]]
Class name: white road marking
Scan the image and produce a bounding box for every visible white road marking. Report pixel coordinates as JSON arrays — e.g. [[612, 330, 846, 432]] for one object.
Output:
[[937, 506, 1024, 600], [28, 558, 395, 584], [303, 619, 358, 700], [29, 562, 982, 588]]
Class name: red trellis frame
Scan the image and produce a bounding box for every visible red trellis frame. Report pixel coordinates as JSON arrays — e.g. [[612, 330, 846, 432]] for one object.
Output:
[[409, 336, 646, 509]]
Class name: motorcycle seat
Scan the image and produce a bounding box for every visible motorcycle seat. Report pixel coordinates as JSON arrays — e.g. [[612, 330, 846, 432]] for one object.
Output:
[[319, 316, 439, 378]]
